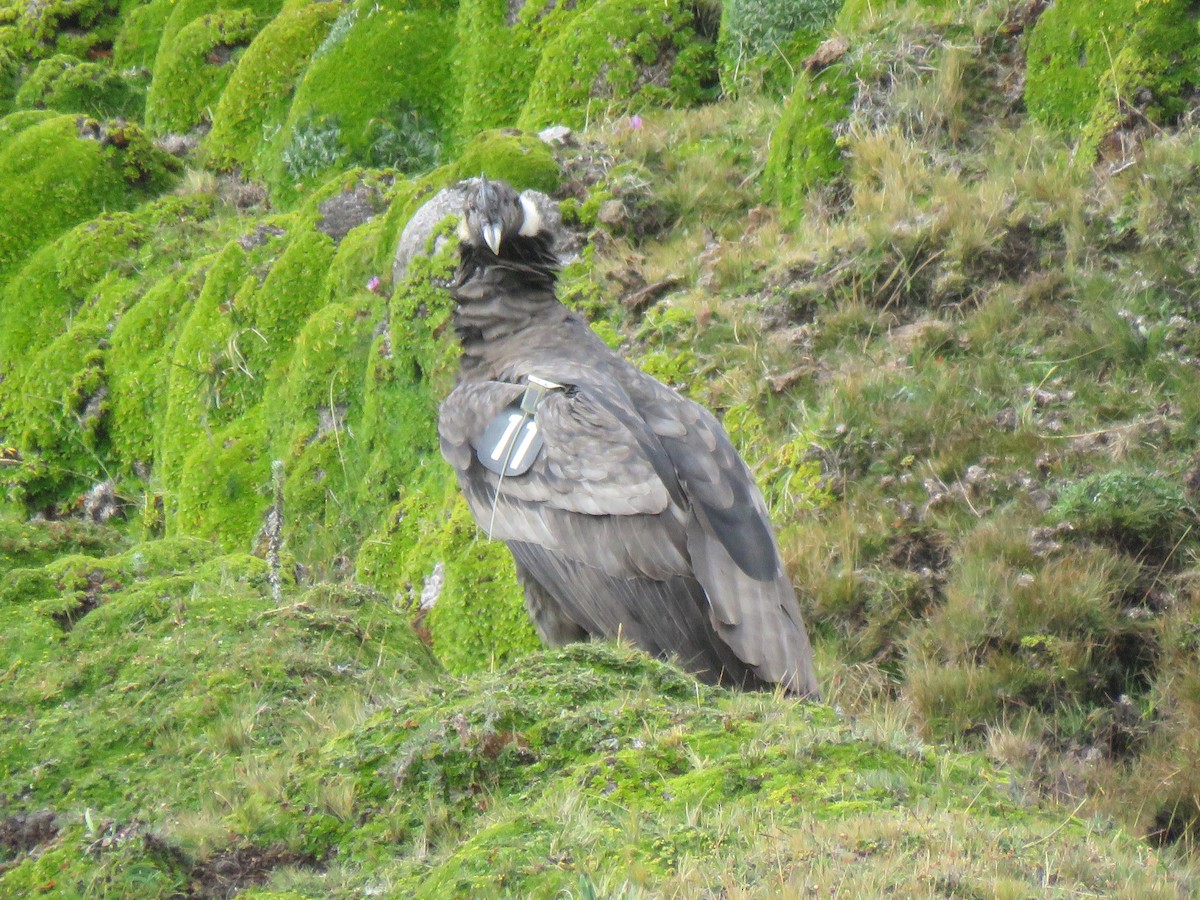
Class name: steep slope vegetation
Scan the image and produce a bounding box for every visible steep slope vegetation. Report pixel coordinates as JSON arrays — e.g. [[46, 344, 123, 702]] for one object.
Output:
[[1, 0, 1200, 893]]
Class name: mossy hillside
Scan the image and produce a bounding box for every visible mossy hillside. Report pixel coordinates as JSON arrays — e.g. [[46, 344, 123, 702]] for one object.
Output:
[[0, 197, 224, 510], [0, 539, 438, 873], [0, 515, 127, 569], [204, 0, 341, 176], [3, 641, 1188, 896], [262, 297, 379, 568], [451, 0, 605, 140], [764, 59, 855, 221], [266, 0, 456, 204], [144, 8, 266, 133], [107, 274, 201, 477], [0, 112, 177, 280], [14, 53, 144, 118], [111, 643, 1183, 896], [161, 174, 396, 556], [0, 211, 156, 507], [717, 0, 840, 96], [3, 321, 115, 512], [1025, 0, 1200, 155], [0, 241, 75, 394], [157, 223, 296, 500], [518, 0, 718, 131], [175, 406, 273, 548], [158, 221, 349, 548], [0, 0, 125, 62]]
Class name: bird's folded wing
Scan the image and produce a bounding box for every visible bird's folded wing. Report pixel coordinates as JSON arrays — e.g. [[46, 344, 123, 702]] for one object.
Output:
[[439, 379, 691, 579], [634, 384, 783, 582]]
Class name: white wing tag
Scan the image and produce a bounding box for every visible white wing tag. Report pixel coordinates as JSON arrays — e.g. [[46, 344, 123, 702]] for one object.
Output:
[[476, 376, 563, 476]]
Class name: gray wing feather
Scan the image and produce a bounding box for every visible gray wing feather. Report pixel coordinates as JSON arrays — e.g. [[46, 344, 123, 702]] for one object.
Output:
[[686, 517, 819, 695]]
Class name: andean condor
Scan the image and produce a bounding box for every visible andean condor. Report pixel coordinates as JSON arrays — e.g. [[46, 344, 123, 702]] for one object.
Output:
[[437, 178, 819, 696]]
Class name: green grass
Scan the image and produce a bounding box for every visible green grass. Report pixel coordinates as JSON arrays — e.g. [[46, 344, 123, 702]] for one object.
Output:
[[3, 0, 1200, 892]]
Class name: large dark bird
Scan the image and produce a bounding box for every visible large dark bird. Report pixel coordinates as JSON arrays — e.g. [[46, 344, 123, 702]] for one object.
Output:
[[438, 178, 819, 696]]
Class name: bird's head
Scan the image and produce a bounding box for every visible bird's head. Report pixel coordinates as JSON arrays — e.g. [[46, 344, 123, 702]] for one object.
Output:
[[458, 177, 547, 258]]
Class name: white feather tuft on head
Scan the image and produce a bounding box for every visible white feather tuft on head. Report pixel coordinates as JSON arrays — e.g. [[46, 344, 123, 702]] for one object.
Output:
[[518, 192, 544, 237]]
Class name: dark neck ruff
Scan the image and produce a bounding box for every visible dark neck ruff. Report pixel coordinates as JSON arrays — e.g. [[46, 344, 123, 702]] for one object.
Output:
[[451, 234, 561, 377]]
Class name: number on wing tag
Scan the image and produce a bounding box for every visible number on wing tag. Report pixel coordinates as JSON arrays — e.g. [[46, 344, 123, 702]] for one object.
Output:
[[477, 407, 544, 476]]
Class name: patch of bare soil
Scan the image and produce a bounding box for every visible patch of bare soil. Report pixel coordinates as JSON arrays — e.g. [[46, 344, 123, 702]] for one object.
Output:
[[0, 809, 58, 858], [183, 843, 320, 899]]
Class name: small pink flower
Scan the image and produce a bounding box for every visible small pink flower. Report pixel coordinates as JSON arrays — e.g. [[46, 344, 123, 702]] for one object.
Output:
[[366, 276, 382, 294], [629, 115, 644, 130]]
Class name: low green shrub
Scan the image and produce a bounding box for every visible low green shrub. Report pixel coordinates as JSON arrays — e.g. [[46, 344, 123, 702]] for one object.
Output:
[[1052, 469, 1193, 557], [717, 0, 840, 95]]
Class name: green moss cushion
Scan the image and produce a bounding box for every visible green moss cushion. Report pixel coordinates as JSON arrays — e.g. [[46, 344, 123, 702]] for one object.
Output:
[[518, 0, 717, 131], [266, 0, 456, 201], [1025, 0, 1200, 154], [0, 113, 176, 279], [449, 130, 560, 194], [112, 0, 177, 70], [205, 0, 341, 174], [144, 8, 263, 132], [764, 62, 855, 221], [14, 54, 144, 118]]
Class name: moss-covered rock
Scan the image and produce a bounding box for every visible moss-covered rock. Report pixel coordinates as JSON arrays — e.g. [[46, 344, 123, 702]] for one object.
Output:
[[1025, 0, 1200, 157], [267, 0, 456, 203], [518, 0, 718, 131], [144, 7, 265, 133], [204, 0, 341, 175], [0, 113, 177, 279], [764, 60, 855, 221], [447, 129, 560, 194], [451, 0, 597, 140], [111, 0, 176, 69], [717, 0, 840, 95], [14, 53, 144, 117]]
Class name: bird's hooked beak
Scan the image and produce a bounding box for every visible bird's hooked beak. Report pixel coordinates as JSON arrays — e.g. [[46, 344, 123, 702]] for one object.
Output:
[[481, 220, 503, 255]]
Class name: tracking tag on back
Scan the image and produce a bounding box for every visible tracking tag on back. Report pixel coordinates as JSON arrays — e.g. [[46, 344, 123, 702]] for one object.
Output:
[[478, 408, 544, 476]]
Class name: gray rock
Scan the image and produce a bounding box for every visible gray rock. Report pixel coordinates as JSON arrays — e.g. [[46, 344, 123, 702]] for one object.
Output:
[[538, 125, 573, 145], [317, 185, 383, 243]]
